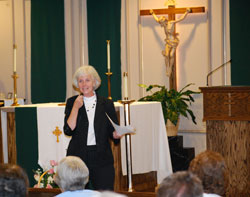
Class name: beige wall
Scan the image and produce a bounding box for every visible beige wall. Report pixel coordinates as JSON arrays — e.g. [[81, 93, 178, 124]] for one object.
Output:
[[0, 0, 29, 102]]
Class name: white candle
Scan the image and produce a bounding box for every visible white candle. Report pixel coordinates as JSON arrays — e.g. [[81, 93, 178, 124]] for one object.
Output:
[[124, 72, 128, 98], [13, 45, 17, 72], [107, 40, 110, 71]]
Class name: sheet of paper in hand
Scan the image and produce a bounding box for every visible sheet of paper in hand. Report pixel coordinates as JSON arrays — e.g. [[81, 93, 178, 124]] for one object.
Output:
[[106, 113, 136, 136]]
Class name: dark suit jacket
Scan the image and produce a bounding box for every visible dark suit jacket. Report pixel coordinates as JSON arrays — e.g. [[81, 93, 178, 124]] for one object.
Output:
[[64, 94, 119, 167]]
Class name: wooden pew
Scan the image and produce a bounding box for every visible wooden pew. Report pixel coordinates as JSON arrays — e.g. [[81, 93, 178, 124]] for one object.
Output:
[[28, 188, 61, 197]]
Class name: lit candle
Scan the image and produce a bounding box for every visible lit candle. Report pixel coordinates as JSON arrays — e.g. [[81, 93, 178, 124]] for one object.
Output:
[[124, 72, 128, 98], [107, 40, 110, 72], [13, 44, 17, 72]]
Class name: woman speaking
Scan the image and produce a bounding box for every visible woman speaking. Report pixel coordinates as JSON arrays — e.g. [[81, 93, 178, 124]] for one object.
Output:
[[64, 65, 120, 190]]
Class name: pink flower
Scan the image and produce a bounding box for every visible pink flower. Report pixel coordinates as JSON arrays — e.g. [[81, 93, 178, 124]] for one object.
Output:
[[46, 184, 53, 189], [34, 184, 38, 188], [48, 168, 54, 174], [50, 160, 58, 167]]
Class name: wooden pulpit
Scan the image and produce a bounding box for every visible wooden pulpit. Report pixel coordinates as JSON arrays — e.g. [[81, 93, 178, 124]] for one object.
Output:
[[200, 86, 250, 197]]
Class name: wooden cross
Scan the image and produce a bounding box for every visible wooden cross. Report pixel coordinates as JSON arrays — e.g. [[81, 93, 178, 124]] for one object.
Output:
[[140, 6, 205, 90], [52, 126, 62, 143]]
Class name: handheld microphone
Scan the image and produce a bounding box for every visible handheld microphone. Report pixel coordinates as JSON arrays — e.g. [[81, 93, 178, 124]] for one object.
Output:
[[206, 59, 232, 86]]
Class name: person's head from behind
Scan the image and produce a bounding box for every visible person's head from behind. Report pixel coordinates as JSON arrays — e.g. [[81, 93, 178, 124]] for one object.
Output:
[[54, 156, 89, 192], [0, 163, 29, 197], [189, 150, 228, 196], [157, 171, 203, 197], [73, 65, 101, 96]]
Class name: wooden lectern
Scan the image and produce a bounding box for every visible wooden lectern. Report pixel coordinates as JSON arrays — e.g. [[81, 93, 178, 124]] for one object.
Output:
[[200, 86, 250, 197]]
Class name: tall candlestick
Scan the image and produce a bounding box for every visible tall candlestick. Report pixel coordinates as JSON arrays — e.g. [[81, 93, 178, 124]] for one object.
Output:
[[13, 44, 17, 72], [106, 40, 110, 72], [124, 72, 128, 99], [118, 99, 135, 192]]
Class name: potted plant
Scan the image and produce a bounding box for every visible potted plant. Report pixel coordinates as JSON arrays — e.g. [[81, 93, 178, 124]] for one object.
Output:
[[138, 83, 200, 135]]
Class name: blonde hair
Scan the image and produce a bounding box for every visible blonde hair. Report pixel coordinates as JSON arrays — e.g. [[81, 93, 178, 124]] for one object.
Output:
[[73, 65, 101, 90]]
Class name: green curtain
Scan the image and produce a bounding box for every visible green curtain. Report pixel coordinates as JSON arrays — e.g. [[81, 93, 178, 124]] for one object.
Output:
[[230, 1, 250, 85], [15, 107, 39, 187], [31, 0, 66, 103], [87, 0, 121, 101]]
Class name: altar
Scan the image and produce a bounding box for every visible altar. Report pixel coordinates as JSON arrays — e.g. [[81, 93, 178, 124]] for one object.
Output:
[[0, 101, 172, 189]]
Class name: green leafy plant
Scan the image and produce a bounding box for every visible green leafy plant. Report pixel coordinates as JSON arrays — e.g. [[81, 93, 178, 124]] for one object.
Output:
[[138, 83, 200, 126]]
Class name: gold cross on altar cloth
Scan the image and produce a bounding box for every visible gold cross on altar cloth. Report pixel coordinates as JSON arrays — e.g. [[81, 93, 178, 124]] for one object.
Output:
[[52, 126, 62, 143], [140, 6, 205, 90]]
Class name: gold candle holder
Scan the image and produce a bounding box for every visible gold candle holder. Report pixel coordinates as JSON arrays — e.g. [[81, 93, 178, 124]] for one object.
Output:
[[105, 71, 113, 100], [11, 72, 20, 106], [118, 99, 135, 192]]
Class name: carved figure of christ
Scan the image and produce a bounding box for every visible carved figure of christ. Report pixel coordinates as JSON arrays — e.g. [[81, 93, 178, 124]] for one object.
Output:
[[140, 6, 205, 90]]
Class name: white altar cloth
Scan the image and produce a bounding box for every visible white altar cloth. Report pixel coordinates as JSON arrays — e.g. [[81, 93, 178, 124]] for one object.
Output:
[[115, 101, 172, 184], [1, 102, 172, 184]]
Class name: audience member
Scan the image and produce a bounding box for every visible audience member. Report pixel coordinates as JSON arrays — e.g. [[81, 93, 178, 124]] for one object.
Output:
[[189, 150, 228, 197], [0, 163, 29, 197], [54, 156, 100, 197], [157, 171, 203, 197]]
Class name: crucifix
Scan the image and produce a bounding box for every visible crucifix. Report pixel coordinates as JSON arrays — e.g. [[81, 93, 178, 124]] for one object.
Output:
[[140, 3, 205, 90]]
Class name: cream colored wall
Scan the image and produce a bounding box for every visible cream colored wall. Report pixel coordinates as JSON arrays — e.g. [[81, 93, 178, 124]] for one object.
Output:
[[64, 0, 88, 99], [0, 0, 29, 102]]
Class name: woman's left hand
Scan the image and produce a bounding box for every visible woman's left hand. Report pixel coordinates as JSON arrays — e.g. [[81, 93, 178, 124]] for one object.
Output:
[[113, 131, 121, 139]]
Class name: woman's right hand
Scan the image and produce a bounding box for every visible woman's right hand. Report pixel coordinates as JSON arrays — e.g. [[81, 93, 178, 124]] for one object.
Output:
[[67, 95, 83, 130], [73, 95, 84, 109]]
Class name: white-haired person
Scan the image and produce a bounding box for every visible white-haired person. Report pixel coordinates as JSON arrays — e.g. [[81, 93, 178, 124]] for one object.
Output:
[[54, 156, 100, 196], [63, 65, 121, 190]]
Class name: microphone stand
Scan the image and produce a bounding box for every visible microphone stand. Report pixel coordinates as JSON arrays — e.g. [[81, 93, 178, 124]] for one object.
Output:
[[206, 59, 232, 86]]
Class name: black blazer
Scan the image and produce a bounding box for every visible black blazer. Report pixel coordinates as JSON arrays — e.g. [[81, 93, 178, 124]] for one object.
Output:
[[64, 94, 119, 167]]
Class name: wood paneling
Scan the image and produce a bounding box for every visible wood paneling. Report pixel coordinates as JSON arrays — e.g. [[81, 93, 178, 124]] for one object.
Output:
[[28, 188, 61, 197], [201, 86, 250, 197], [0, 111, 3, 163], [207, 120, 250, 196], [111, 138, 157, 192], [111, 139, 124, 191], [200, 86, 250, 121], [7, 112, 16, 164]]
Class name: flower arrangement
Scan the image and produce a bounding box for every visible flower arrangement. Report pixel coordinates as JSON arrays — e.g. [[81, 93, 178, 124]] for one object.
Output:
[[33, 160, 59, 188]]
